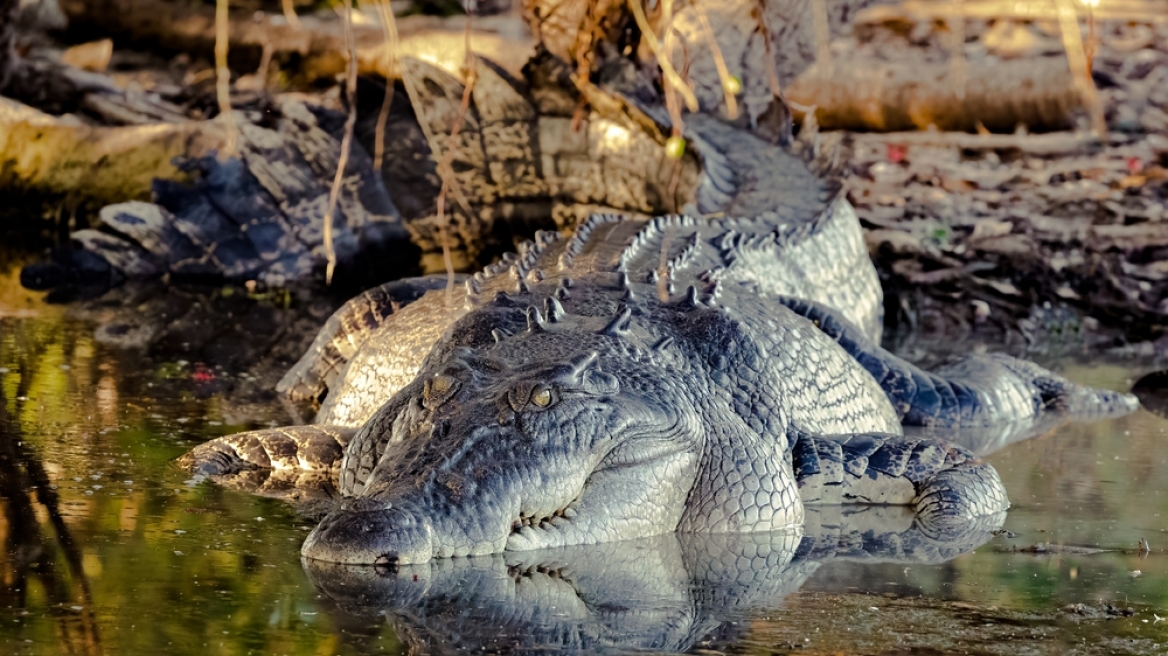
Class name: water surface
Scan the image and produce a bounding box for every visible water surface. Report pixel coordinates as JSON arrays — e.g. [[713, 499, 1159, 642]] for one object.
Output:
[[1, 261, 1166, 656]]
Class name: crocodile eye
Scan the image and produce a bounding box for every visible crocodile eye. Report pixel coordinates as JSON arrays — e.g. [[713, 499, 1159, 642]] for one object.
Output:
[[423, 375, 458, 409], [531, 386, 553, 408]]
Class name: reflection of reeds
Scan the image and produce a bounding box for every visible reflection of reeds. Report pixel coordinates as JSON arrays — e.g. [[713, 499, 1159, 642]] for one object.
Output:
[[0, 371, 102, 656]]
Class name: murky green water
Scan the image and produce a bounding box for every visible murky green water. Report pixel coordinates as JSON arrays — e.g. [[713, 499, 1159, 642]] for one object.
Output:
[[1, 260, 1167, 656]]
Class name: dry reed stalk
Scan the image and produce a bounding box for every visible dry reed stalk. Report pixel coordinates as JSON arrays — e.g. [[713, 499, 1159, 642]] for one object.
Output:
[[390, 51, 471, 214], [370, 0, 471, 294], [1052, 0, 1104, 135], [572, 0, 599, 95], [948, 0, 966, 101], [659, 0, 687, 143], [322, 0, 360, 284], [432, 21, 479, 300], [811, 0, 832, 76], [214, 0, 237, 157], [628, 0, 699, 111], [280, 0, 302, 29], [1086, 3, 1097, 73], [368, 0, 398, 171], [753, 0, 783, 98], [364, 0, 471, 291], [256, 42, 273, 89], [691, 0, 739, 120], [373, 0, 477, 291]]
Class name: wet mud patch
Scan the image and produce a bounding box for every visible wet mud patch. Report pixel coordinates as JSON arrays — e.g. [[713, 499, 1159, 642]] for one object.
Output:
[[748, 593, 1168, 656]]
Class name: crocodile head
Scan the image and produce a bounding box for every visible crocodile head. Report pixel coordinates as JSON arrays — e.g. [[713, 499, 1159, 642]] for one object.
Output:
[[301, 306, 705, 564]]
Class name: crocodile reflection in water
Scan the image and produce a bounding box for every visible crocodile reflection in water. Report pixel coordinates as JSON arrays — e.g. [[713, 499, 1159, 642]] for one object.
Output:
[[304, 506, 1005, 655]]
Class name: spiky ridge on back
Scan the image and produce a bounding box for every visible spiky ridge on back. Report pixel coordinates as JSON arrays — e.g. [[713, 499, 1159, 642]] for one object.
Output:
[[462, 196, 876, 340]]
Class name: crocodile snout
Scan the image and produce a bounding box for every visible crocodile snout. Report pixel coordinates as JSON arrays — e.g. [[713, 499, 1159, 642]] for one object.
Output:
[[301, 499, 434, 565]]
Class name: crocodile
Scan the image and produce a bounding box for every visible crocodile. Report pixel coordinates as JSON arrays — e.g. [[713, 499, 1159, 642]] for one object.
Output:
[[180, 86, 1139, 563]]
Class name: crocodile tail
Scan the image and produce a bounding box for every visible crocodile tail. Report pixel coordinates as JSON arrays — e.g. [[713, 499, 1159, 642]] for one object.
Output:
[[278, 276, 457, 403], [776, 296, 1139, 433], [1029, 369, 1141, 417], [177, 424, 355, 480], [927, 354, 1140, 423]]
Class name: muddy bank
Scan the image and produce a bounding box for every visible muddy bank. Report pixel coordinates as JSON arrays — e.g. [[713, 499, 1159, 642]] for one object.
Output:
[[2, 0, 1166, 347]]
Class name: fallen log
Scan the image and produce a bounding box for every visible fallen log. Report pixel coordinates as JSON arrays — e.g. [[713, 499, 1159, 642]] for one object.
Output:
[[0, 97, 224, 208], [787, 53, 1080, 132], [856, 0, 1168, 25], [58, 0, 535, 84], [852, 130, 1101, 155]]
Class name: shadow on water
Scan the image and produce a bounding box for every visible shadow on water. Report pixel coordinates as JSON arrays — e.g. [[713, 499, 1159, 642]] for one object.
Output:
[[2, 252, 1168, 655], [1133, 369, 1168, 420]]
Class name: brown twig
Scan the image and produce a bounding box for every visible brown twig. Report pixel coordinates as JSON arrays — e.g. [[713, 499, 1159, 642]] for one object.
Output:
[[572, 0, 598, 94], [753, 0, 783, 98], [948, 0, 966, 101], [280, 0, 301, 29], [371, 0, 479, 293], [1053, 0, 1104, 136], [660, 0, 686, 143], [369, 0, 397, 171], [322, 0, 360, 284], [629, 0, 698, 112], [1085, 3, 1097, 74], [214, 0, 237, 157], [691, 0, 739, 120], [433, 20, 479, 300], [255, 42, 273, 89], [811, 0, 832, 76]]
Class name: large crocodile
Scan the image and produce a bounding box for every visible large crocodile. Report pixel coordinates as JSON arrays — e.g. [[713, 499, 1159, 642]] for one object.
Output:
[[181, 79, 1139, 563]]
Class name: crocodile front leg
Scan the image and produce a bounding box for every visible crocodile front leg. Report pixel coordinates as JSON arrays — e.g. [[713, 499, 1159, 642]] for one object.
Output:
[[791, 430, 1009, 537]]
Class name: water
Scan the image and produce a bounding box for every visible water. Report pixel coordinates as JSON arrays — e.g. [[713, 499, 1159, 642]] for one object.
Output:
[[2, 260, 1167, 656]]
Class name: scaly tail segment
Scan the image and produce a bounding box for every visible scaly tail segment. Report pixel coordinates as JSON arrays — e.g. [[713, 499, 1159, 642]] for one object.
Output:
[[277, 277, 457, 403], [934, 355, 1140, 419], [776, 297, 1139, 428], [178, 425, 356, 477]]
